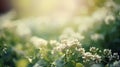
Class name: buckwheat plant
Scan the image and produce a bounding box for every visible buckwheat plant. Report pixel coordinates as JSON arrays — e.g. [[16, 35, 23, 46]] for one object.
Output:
[[0, 0, 120, 67]]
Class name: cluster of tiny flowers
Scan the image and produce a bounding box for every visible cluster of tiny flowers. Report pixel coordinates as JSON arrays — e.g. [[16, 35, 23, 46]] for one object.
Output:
[[76, 48, 85, 54], [82, 52, 101, 63], [108, 53, 119, 62], [76, 47, 101, 63], [91, 33, 104, 41], [60, 38, 80, 47], [90, 47, 99, 53], [49, 38, 119, 64], [51, 38, 81, 54], [30, 36, 48, 48], [103, 49, 112, 56], [59, 28, 85, 41], [82, 52, 93, 62], [113, 60, 120, 67], [77, 47, 116, 64]]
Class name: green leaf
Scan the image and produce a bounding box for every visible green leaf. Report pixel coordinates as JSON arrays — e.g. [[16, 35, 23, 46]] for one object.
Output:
[[76, 63, 84, 67]]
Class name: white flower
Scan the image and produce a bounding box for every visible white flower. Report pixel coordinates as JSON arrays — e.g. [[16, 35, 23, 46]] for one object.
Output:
[[77, 48, 85, 54], [91, 33, 104, 41], [113, 61, 120, 67], [60, 38, 80, 47], [59, 28, 84, 41], [105, 15, 115, 24], [49, 40, 60, 46], [72, 33, 85, 40], [50, 40, 57, 44], [16, 23, 31, 37], [26, 56, 33, 63], [90, 47, 99, 53], [1, 21, 15, 29], [82, 52, 101, 62], [92, 54, 101, 62], [53, 44, 67, 52], [82, 52, 93, 62], [92, 7, 108, 21], [103, 49, 112, 56], [30, 36, 48, 48]]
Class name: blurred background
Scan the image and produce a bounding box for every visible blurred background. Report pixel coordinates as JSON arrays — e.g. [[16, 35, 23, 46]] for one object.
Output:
[[0, 0, 120, 67], [0, 0, 11, 14]]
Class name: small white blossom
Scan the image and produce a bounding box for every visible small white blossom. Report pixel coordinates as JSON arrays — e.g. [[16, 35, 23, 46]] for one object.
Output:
[[82, 52, 93, 62], [103, 49, 112, 56], [92, 54, 101, 62], [1, 21, 15, 29], [105, 15, 115, 24], [53, 43, 67, 52], [90, 47, 99, 53], [30, 36, 48, 48], [113, 61, 120, 67], [60, 38, 80, 47], [16, 23, 31, 37], [59, 28, 84, 41], [91, 33, 104, 41], [49, 40, 59, 46], [76, 48, 85, 54]]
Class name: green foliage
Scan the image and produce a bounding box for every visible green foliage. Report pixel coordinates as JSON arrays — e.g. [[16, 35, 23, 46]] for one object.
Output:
[[114, 0, 120, 4]]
